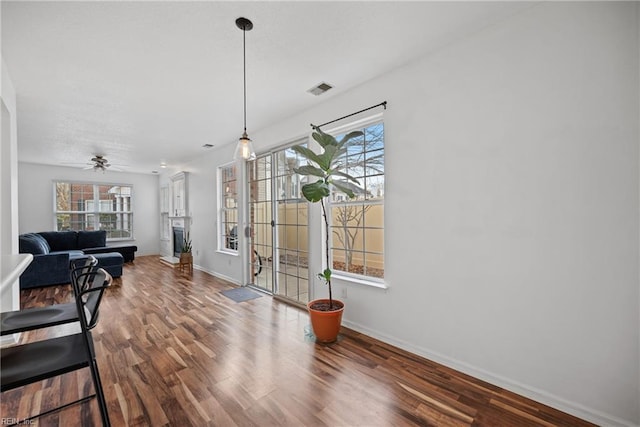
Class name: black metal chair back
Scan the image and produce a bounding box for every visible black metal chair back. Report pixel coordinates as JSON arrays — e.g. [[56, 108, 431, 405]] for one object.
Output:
[[0, 268, 113, 426], [1, 255, 101, 337], [73, 268, 110, 329], [70, 255, 99, 294]]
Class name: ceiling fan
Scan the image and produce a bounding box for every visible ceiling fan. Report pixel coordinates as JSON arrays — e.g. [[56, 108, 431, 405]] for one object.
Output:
[[61, 154, 127, 172], [84, 155, 117, 172]]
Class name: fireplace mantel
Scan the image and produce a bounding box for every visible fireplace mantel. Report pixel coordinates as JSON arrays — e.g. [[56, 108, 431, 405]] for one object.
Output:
[[160, 171, 191, 260], [169, 216, 190, 228]]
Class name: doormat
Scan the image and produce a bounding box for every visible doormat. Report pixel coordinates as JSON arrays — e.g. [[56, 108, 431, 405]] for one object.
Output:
[[221, 287, 263, 303]]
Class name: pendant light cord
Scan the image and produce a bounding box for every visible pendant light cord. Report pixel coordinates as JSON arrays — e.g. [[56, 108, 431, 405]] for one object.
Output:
[[243, 25, 247, 133], [234, 17, 254, 160]]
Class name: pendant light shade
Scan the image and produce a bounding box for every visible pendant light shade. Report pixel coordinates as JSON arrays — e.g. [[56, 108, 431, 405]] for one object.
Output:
[[234, 131, 256, 161], [234, 17, 256, 161]]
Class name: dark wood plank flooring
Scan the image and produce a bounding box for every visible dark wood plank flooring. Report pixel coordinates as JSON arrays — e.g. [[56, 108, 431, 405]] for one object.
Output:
[[1, 256, 595, 426]]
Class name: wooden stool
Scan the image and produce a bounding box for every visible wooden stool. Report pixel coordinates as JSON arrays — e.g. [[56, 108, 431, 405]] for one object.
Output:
[[178, 254, 193, 274]]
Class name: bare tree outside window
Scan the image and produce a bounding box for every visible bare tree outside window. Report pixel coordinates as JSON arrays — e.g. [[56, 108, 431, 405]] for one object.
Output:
[[332, 204, 372, 272], [330, 122, 385, 279], [55, 182, 71, 230]]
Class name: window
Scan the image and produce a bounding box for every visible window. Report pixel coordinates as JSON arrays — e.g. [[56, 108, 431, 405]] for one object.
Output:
[[219, 163, 238, 252], [54, 182, 133, 240], [160, 186, 170, 240], [330, 121, 384, 280]]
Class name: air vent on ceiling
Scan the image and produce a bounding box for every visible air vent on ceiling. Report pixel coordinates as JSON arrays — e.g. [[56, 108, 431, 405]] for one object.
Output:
[[307, 82, 333, 96]]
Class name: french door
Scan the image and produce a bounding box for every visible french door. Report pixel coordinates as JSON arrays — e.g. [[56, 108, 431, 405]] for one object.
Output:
[[247, 144, 309, 305], [247, 154, 273, 293]]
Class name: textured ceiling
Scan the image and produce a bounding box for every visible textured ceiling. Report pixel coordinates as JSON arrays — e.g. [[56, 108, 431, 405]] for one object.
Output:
[[1, 1, 535, 174]]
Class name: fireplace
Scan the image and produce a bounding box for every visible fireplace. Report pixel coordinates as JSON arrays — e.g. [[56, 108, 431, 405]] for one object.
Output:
[[173, 227, 184, 257]]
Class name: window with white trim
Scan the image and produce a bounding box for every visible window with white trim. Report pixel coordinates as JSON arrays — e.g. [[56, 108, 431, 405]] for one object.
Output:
[[218, 163, 238, 252], [330, 121, 384, 280], [160, 186, 170, 240], [54, 182, 133, 240]]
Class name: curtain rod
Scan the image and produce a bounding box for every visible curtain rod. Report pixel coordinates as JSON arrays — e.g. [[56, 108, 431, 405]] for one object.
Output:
[[311, 101, 387, 130]]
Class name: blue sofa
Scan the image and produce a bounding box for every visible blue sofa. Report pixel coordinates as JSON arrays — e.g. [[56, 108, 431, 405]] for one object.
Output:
[[18, 231, 129, 289]]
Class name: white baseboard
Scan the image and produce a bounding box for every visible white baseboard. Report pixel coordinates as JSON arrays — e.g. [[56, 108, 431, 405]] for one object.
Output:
[[341, 319, 637, 427], [193, 264, 240, 286]]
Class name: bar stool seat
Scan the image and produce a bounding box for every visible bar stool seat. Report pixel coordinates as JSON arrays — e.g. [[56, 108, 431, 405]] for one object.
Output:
[[0, 267, 112, 426], [1, 305, 77, 335]]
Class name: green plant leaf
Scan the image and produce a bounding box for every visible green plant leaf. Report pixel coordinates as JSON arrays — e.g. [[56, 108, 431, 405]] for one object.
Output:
[[291, 145, 322, 166], [316, 268, 331, 283], [294, 165, 325, 178], [333, 145, 348, 159], [301, 180, 330, 202], [339, 131, 364, 145], [316, 145, 339, 170], [312, 130, 338, 148], [181, 231, 193, 253], [331, 181, 356, 198], [331, 170, 360, 184]]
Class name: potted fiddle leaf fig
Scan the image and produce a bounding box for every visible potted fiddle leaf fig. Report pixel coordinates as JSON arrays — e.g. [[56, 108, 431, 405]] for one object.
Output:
[[292, 127, 363, 342]]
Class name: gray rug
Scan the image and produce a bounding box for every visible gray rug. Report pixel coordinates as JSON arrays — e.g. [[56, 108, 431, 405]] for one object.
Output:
[[221, 287, 263, 303]]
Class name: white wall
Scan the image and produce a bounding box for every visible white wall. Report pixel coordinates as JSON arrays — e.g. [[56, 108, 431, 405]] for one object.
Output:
[[13, 2, 634, 424], [17, 163, 160, 256], [194, 2, 639, 425], [1, 55, 21, 320], [158, 142, 244, 284]]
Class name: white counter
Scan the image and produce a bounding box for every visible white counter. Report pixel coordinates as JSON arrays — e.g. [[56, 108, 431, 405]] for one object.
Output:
[[1, 254, 32, 345], [1, 253, 33, 293]]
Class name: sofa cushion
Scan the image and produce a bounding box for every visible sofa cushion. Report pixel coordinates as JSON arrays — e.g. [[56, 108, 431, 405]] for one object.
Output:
[[77, 230, 106, 249], [83, 245, 137, 262], [19, 252, 71, 289], [92, 252, 124, 278], [19, 233, 51, 255], [38, 231, 78, 251], [92, 252, 123, 267], [50, 250, 85, 258]]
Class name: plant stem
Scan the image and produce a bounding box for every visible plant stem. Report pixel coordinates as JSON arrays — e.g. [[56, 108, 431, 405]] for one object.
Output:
[[320, 198, 333, 309]]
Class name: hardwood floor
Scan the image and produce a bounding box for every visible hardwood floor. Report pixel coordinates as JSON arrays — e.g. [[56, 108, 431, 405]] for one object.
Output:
[[1, 256, 595, 427]]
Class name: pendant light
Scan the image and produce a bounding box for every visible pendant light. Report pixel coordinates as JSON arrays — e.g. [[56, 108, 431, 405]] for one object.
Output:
[[233, 17, 256, 161]]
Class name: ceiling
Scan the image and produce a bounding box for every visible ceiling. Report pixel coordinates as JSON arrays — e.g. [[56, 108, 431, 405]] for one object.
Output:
[[2, 1, 535, 174]]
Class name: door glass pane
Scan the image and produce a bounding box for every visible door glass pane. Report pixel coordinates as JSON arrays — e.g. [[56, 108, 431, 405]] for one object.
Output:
[[249, 154, 273, 292], [273, 141, 309, 305]]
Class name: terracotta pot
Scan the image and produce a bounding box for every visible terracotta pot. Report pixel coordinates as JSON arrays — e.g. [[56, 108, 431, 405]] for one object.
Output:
[[307, 299, 345, 343]]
